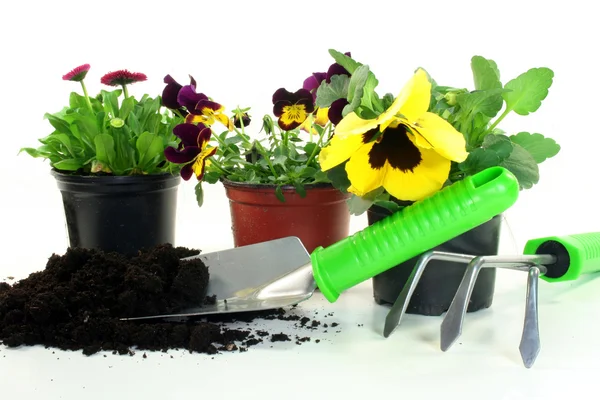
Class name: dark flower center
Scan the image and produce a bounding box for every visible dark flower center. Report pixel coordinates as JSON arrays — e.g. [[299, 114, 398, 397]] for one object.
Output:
[[363, 125, 422, 172]]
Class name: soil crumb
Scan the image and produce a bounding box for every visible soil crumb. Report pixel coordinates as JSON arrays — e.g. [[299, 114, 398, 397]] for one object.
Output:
[[0, 244, 334, 357]]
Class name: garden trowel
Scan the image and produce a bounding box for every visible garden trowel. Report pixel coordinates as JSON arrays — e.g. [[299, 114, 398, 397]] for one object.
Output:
[[123, 166, 520, 321]]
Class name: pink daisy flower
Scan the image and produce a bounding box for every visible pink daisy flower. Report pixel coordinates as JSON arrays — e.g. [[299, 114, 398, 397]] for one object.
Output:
[[62, 64, 91, 82], [101, 70, 147, 87]]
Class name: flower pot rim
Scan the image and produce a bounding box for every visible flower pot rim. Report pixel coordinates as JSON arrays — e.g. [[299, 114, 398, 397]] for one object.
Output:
[[50, 168, 180, 183], [220, 177, 340, 191]]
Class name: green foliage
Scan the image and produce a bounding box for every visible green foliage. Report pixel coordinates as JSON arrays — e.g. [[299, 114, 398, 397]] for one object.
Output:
[[20, 79, 184, 176], [314, 50, 561, 214], [424, 55, 559, 190], [194, 109, 334, 207]]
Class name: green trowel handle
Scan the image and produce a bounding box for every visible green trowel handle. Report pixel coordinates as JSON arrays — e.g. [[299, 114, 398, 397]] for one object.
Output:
[[311, 166, 520, 303], [523, 233, 600, 283]]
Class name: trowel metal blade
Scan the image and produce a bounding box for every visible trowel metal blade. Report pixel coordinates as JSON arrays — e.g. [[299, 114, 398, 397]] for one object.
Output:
[[122, 236, 315, 321]]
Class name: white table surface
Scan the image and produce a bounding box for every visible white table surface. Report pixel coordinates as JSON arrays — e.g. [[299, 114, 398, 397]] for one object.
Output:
[[1, 267, 600, 399], [2, 181, 600, 400]]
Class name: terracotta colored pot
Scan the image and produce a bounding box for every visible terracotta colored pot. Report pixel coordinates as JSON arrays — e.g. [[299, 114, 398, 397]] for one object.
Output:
[[222, 180, 351, 254]]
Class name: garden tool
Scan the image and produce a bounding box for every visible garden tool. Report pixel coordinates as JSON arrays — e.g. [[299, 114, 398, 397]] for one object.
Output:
[[123, 166, 520, 321], [383, 232, 600, 369]]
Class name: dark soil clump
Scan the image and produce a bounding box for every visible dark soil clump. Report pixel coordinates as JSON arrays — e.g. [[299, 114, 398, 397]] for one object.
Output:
[[0, 244, 251, 356], [271, 333, 291, 342]]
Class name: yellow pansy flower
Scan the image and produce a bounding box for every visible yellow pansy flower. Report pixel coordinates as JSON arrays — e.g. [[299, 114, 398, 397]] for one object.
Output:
[[319, 68, 468, 201]]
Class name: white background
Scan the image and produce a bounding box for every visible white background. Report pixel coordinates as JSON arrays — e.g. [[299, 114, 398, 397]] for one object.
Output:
[[1, 0, 599, 399]]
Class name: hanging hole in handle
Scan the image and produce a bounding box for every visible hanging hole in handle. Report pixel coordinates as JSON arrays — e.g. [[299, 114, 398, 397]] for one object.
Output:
[[471, 166, 505, 188]]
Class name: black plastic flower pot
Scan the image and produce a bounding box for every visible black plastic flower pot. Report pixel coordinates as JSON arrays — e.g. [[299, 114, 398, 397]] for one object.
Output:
[[367, 204, 503, 316], [51, 170, 180, 256]]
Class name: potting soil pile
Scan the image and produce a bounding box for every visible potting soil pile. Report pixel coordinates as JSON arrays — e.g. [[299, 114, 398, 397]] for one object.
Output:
[[0, 244, 335, 356]]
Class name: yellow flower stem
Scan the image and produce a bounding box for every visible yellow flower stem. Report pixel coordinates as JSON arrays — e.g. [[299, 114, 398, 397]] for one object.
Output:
[[79, 80, 94, 114]]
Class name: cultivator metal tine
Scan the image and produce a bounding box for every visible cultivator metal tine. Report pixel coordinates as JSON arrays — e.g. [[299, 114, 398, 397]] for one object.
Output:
[[383, 251, 477, 338], [519, 264, 547, 368], [440, 254, 555, 368]]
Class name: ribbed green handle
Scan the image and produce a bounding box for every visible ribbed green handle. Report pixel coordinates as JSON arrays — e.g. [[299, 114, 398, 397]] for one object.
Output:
[[311, 166, 520, 302], [523, 233, 600, 282]]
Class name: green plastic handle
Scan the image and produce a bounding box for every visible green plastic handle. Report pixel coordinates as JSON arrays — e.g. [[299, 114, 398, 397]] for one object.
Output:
[[311, 166, 520, 303], [523, 233, 600, 282]]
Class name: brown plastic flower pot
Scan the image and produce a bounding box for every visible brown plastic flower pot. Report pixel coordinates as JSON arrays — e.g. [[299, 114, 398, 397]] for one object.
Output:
[[222, 180, 351, 254], [368, 203, 502, 316], [51, 169, 180, 256]]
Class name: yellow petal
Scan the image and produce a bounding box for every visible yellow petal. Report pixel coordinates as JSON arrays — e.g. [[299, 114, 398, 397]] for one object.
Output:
[[185, 114, 204, 125], [396, 68, 431, 122], [334, 112, 379, 137], [383, 143, 451, 201], [411, 112, 468, 162], [314, 107, 329, 126], [192, 146, 217, 177], [216, 113, 233, 131], [345, 142, 386, 197], [318, 132, 365, 171], [335, 68, 432, 137]]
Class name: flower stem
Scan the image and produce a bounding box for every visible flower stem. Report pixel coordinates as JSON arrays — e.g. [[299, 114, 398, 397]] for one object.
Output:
[[121, 84, 129, 99], [80, 80, 94, 114], [254, 140, 279, 178], [487, 107, 511, 133], [206, 156, 228, 175], [306, 122, 330, 166]]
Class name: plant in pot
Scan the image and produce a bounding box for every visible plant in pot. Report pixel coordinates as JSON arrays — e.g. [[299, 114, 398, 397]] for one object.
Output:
[[314, 50, 561, 315], [160, 58, 356, 254], [20, 64, 186, 255]]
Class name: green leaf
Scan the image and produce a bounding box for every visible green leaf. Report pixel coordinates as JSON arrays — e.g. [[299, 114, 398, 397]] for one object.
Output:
[[272, 155, 287, 167], [203, 171, 221, 184], [304, 142, 318, 156], [326, 162, 351, 192], [128, 112, 141, 136], [509, 131, 561, 163], [52, 158, 85, 171], [459, 134, 514, 175], [94, 133, 116, 165], [19, 147, 52, 158], [120, 97, 136, 121], [315, 74, 350, 108], [347, 187, 385, 216], [294, 181, 307, 197], [298, 166, 318, 178], [373, 200, 401, 214], [482, 133, 514, 158], [44, 112, 72, 134], [459, 147, 502, 175], [102, 90, 120, 118], [328, 49, 379, 111], [136, 132, 164, 168], [502, 67, 554, 115], [499, 142, 539, 189], [456, 88, 508, 118], [471, 56, 502, 91], [328, 49, 361, 74], [69, 92, 91, 111], [275, 185, 285, 202], [195, 181, 204, 207], [343, 65, 369, 116]]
